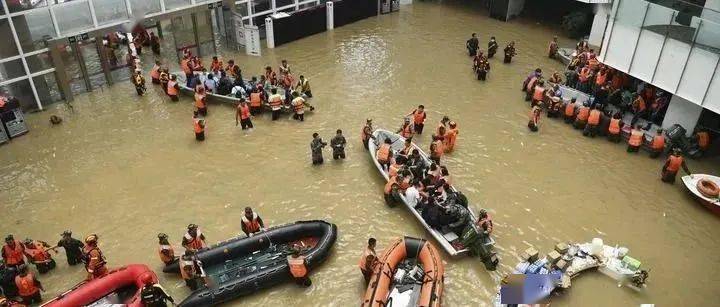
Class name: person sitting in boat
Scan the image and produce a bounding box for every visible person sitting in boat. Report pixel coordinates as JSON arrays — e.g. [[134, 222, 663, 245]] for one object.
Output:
[[444, 200, 471, 235], [476, 209, 493, 235], [157, 233, 175, 266], [376, 138, 394, 171], [389, 156, 404, 178], [287, 249, 311, 287], [22, 239, 55, 274], [179, 251, 204, 291], [140, 273, 175, 307], [231, 81, 247, 99], [82, 234, 108, 281], [661, 148, 691, 184], [182, 224, 207, 252], [398, 138, 413, 157], [0, 296, 25, 307], [359, 238, 379, 284], [241, 207, 265, 237]]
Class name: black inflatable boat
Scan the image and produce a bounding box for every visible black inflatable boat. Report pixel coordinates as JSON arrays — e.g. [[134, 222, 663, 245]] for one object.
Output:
[[164, 220, 337, 306]]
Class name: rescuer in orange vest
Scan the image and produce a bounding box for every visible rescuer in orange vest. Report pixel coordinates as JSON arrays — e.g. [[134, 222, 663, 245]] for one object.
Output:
[[661, 148, 691, 184], [14, 265, 43, 305], [583, 105, 602, 137], [359, 238, 379, 284], [181, 224, 206, 252], [22, 239, 56, 274], [157, 233, 175, 266], [627, 124, 644, 153], [82, 234, 108, 281], [649, 129, 666, 158], [241, 207, 265, 237], [2, 235, 25, 268], [607, 112, 623, 143], [287, 248, 311, 287]]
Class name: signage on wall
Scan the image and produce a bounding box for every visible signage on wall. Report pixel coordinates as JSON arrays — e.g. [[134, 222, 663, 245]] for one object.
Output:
[[207, 1, 222, 9], [244, 25, 261, 57], [232, 11, 245, 49], [81, 33, 89, 40], [67, 33, 90, 44]]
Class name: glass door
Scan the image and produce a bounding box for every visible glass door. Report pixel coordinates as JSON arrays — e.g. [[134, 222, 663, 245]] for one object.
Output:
[[171, 14, 198, 60], [195, 11, 217, 57], [77, 38, 108, 90]]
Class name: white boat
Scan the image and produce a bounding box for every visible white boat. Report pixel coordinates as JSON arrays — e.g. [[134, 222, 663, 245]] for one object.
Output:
[[494, 239, 648, 306], [681, 174, 720, 216], [368, 129, 495, 259]]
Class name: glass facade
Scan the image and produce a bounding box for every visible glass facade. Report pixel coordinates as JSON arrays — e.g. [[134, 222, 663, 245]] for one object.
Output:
[[0, 0, 320, 110]]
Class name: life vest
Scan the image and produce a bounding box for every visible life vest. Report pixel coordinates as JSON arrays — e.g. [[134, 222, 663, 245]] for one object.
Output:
[[292, 97, 305, 113], [400, 124, 413, 138], [377, 144, 391, 163], [2, 241, 24, 266], [595, 71, 607, 86], [134, 75, 144, 85], [0, 97, 7, 108], [361, 125, 372, 142], [666, 155, 683, 172], [611, 74, 623, 89], [399, 177, 411, 191], [179, 258, 196, 280], [241, 213, 261, 234], [565, 103, 575, 117], [287, 256, 307, 278], [588, 58, 599, 70], [697, 132, 710, 149], [82, 246, 107, 271], [211, 60, 222, 72], [478, 216, 493, 234], [384, 176, 398, 195], [652, 135, 665, 151], [194, 93, 206, 108], [265, 71, 277, 85], [532, 86, 545, 102], [158, 244, 175, 264], [579, 67, 590, 82], [300, 79, 310, 92], [358, 247, 377, 271], [548, 41, 557, 54], [180, 59, 190, 74], [608, 118, 621, 135], [167, 80, 178, 96], [183, 230, 206, 250], [193, 119, 204, 134], [431, 140, 444, 158], [634, 97, 646, 112], [238, 104, 251, 120], [24, 242, 50, 264], [529, 108, 540, 123], [444, 128, 458, 152], [15, 273, 38, 297], [588, 109, 601, 125], [250, 93, 262, 107], [576, 107, 589, 122], [413, 110, 425, 125], [150, 65, 160, 79], [629, 129, 643, 146], [269, 95, 283, 108], [389, 163, 400, 178]]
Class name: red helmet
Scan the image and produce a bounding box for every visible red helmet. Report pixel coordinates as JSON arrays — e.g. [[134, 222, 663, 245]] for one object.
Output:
[[139, 272, 155, 285]]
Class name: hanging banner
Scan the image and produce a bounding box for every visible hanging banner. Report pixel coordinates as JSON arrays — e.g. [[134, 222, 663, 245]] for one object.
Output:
[[245, 25, 261, 56], [232, 11, 245, 49]]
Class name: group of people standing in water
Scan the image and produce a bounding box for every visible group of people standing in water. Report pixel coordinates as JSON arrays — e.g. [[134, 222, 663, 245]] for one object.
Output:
[[466, 33, 517, 81]]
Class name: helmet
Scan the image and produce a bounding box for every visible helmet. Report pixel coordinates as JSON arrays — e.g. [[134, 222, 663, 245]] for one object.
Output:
[[187, 224, 198, 230], [139, 272, 155, 285], [85, 234, 98, 243], [158, 233, 168, 239]]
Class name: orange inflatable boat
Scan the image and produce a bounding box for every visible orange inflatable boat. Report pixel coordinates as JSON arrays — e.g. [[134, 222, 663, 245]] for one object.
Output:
[[362, 237, 444, 307]]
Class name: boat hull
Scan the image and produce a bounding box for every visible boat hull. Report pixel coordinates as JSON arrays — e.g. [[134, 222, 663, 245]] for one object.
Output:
[[681, 174, 720, 216]]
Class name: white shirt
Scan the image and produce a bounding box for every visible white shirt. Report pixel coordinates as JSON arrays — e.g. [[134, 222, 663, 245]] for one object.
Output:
[[404, 186, 420, 207], [231, 85, 246, 97], [204, 79, 217, 93]]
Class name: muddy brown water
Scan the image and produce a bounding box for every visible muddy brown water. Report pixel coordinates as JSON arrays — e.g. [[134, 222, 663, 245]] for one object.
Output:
[[2, 2, 719, 306]]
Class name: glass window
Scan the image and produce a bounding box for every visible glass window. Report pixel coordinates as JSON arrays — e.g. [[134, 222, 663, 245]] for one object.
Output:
[[33, 72, 63, 105], [0, 2, 5, 15], [276, 0, 293, 9], [0, 59, 27, 80], [0, 79, 36, 111], [93, 0, 128, 25], [7, 0, 48, 14], [26, 52, 54, 73], [252, 0, 270, 14], [236, 3, 249, 17], [130, 0, 161, 17], [12, 9, 55, 53], [54, 1, 94, 35], [0, 19, 19, 59], [164, 0, 191, 10]]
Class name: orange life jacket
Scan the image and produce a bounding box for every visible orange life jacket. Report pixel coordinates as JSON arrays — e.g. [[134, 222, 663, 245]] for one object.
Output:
[[358, 247, 377, 271], [697, 132, 710, 149], [400, 124, 413, 138], [2, 242, 24, 266], [377, 144, 391, 163], [239, 104, 251, 120], [361, 125, 372, 142], [24, 242, 50, 264], [265, 71, 277, 85], [652, 135, 665, 151], [15, 274, 38, 297], [167, 80, 178, 96], [611, 74, 623, 89], [565, 103, 575, 117], [399, 177, 411, 191], [150, 65, 160, 79], [588, 58, 599, 70], [184, 231, 206, 250], [576, 107, 589, 121], [595, 71, 607, 86], [211, 60, 223, 72], [529, 108, 540, 123], [269, 95, 283, 107], [292, 98, 304, 113], [629, 129, 643, 146], [634, 97, 646, 112], [431, 140, 444, 158], [532, 86, 545, 102], [242, 213, 261, 234], [413, 110, 425, 125], [158, 244, 175, 264], [180, 59, 190, 74], [384, 176, 398, 195], [608, 118, 621, 135], [579, 67, 590, 82], [444, 128, 458, 152], [588, 110, 601, 125], [193, 119, 204, 134], [250, 93, 262, 107], [179, 258, 196, 280], [287, 256, 307, 278], [666, 155, 683, 172], [389, 163, 400, 178], [194, 93, 206, 108]]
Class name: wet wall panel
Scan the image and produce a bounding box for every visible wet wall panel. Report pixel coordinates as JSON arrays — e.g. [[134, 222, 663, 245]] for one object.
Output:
[[653, 38, 690, 93], [333, 0, 377, 28], [603, 0, 645, 72], [703, 65, 720, 114], [273, 5, 327, 47], [676, 48, 719, 105], [628, 29, 664, 83]]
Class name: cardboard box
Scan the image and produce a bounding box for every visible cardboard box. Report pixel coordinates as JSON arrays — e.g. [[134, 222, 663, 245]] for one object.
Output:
[[555, 242, 569, 254], [523, 247, 539, 263], [555, 259, 569, 271], [546, 250, 562, 264]]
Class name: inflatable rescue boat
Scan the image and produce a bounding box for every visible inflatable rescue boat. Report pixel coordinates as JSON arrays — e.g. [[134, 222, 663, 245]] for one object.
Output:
[[163, 220, 337, 306], [42, 264, 157, 307], [362, 237, 444, 307]]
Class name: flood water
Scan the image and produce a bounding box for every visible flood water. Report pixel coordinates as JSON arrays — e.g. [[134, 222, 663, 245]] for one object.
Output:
[[2, 2, 720, 306]]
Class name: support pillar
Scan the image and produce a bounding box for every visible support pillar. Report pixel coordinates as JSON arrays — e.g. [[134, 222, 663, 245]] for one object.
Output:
[[326, 1, 334, 30], [49, 43, 73, 102], [265, 17, 275, 49], [662, 95, 703, 136], [95, 37, 113, 85]]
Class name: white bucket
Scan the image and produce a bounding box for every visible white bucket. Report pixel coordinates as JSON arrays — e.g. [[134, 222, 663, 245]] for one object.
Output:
[[591, 238, 604, 256]]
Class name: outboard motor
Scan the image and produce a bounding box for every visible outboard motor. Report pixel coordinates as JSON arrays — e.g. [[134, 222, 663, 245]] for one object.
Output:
[[665, 124, 702, 158]]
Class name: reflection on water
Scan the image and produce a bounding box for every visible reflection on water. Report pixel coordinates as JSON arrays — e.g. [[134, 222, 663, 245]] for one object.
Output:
[[1, 2, 720, 306]]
